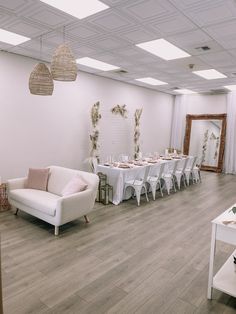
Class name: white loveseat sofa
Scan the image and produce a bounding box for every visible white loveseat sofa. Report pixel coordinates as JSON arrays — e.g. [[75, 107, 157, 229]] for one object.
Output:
[[7, 166, 99, 235]]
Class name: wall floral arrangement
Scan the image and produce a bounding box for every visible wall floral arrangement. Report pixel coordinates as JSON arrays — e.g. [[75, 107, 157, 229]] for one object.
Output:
[[90, 101, 101, 161], [111, 104, 128, 118], [134, 108, 143, 159], [201, 129, 209, 164]]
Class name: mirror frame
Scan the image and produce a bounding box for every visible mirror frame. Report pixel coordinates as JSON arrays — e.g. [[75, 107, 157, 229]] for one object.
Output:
[[183, 113, 227, 173]]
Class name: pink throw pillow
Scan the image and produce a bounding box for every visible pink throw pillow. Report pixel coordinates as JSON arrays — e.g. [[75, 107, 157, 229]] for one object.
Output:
[[26, 168, 49, 191], [61, 176, 88, 196]]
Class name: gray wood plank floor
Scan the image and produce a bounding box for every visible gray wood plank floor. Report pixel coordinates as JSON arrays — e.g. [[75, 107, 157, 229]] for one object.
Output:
[[1, 172, 236, 314]]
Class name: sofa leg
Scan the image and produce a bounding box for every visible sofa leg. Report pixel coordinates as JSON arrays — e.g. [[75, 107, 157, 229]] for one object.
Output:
[[14, 208, 19, 216], [84, 215, 90, 223], [55, 226, 59, 236]]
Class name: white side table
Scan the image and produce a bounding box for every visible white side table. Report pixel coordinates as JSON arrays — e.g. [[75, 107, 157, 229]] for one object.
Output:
[[207, 205, 236, 299]]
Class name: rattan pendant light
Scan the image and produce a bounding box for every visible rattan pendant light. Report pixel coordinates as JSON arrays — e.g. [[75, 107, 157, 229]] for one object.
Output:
[[29, 37, 54, 96], [51, 27, 77, 81], [29, 63, 54, 96]]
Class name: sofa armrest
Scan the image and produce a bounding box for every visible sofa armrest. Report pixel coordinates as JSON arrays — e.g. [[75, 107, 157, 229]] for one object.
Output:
[[56, 189, 96, 224], [7, 177, 27, 191], [57, 189, 95, 211]]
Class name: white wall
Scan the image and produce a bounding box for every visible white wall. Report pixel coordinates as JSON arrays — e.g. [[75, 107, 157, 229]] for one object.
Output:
[[186, 94, 227, 114], [0, 51, 173, 181]]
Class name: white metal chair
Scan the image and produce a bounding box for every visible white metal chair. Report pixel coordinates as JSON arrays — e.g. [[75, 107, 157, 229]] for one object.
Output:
[[123, 165, 150, 206], [192, 156, 203, 183], [184, 156, 198, 185], [162, 160, 179, 195], [175, 158, 188, 189], [147, 162, 165, 200]]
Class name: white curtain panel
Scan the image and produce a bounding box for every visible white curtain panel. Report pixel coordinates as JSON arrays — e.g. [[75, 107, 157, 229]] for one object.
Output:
[[170, 95, 187, 151], [224, 91, 236, 174]]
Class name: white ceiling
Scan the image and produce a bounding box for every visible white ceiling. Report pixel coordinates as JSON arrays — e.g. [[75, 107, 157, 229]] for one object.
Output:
[[1, 0, 236, 94]]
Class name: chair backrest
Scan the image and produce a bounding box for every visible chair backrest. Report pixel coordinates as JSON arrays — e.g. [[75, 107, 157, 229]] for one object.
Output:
[[143, 165, 151, 182], [132, 165, 151, 184], [190, 156, 198, 171], [172, 160, 180, 175], [182, 158, 188, 172], [158, 162, 165, 179]]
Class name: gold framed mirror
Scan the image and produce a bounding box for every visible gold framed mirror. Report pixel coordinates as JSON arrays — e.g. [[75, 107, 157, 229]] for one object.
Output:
[[183, 114, 227, 173]]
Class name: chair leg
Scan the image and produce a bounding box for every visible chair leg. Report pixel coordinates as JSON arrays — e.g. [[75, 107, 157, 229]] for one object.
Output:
[[186, 173, 190, 186], [14, 208, 19, 215], [134, 187, 141, 206], [84, 215, 90, 223], [199, 171, 202, 183], [159, 181, 164, 197], [165, 180, 170, 195], [177, 176, 181, 190], [55, 226, 59, 236], [172, 177, 177, 192], [144, 185, 149, 202], [150, 183, 156, 200]]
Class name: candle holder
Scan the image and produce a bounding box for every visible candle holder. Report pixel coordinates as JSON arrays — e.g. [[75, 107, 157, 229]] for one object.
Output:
[[96, 172, 113, 204], [100, 184, 113, 205]]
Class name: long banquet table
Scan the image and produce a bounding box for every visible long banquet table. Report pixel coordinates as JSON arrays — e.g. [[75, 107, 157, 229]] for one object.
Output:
[[97, 156, 193, 205]]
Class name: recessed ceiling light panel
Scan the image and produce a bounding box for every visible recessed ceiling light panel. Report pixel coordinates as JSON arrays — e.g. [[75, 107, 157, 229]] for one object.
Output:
[[0, 28, 30, 45], [174, 89, 196, 94], [76, 57, 119, 71], [224, 85, 236, 91], [193, 69, 227, 80], [135, 77, 168, 86], [40, 0, 109, 19], [136, 38, 191, 60]]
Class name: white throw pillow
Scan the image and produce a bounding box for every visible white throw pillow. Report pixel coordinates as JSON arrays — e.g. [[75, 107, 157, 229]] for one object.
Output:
[[61, 176, 88, 196]]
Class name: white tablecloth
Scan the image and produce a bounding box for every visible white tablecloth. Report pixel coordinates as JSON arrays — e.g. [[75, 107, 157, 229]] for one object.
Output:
[[97, 157, 192, 205]]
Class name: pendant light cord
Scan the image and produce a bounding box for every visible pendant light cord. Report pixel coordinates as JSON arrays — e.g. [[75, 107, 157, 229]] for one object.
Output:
[[63, 26, 65, 44], [40, 36, 42, 60]]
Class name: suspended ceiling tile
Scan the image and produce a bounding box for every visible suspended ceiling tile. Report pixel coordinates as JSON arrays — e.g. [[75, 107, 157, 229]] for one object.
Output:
[[203, 19, 236, 40], [89, 12, 133, 31], [0, 0, 27, 11], [169, 0, 224, 11], [29, 9, 69, 27], [43, 32, 74, 46], [125, 0, 175, 20], [115, 46, 143, 57], [102, 0, 128, 5], [72, 45, 103, 57], [209, 36, 236, 50], [0, 42, 13, 50], [167, 29, 212, 51], [119, 28, 159, 44], [94, 37, 127, 50], [198, 51, 236, 67], [183, 1, 236, 27], [150, 13, 197, 36], [5, 20, 47, 37], [66, 24, 99, 39], [11, 46, 39, 58], [0, 12, 14, 28], [91, 51, 121, 62]]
